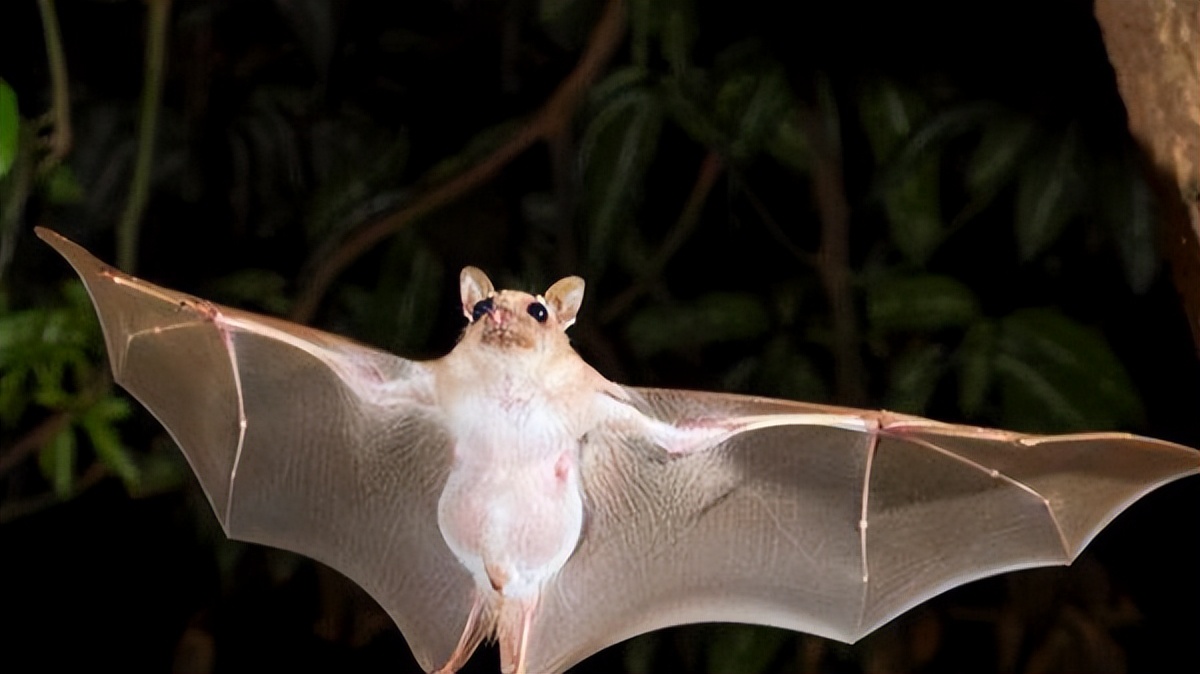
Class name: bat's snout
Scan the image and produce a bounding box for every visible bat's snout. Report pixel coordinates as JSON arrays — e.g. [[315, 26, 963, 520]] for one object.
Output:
[[484, 305, 508, 325], [474, 304, 537, 349]]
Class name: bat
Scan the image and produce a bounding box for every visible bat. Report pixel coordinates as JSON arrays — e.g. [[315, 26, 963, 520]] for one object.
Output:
[[36, 227, 1199, 674]]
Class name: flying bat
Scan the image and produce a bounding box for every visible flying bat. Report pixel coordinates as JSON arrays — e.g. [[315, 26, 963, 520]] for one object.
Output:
[[36, 227, 1199, 674]]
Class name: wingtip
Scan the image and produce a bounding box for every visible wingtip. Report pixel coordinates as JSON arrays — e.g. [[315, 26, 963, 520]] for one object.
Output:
[[33, 226, 78, 259]]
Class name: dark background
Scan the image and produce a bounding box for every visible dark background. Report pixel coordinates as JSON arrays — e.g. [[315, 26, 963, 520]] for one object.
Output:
[[1, 1, 1197, 672]]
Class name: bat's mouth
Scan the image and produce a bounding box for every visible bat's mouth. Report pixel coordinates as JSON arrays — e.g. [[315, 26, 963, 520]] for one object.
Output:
[[480, 325, 535, 349], [475, 304, 536, 350]]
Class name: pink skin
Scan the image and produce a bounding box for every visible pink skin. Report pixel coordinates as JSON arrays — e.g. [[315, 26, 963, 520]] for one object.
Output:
[[430, 276, 596, 674], [438, 448, 579, 596]]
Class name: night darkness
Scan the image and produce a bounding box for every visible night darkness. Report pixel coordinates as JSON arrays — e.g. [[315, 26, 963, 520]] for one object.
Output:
[[1, 1, 1197, 673]]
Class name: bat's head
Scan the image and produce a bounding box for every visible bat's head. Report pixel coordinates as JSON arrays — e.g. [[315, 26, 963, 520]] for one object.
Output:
[[457, 267, 584, 352]]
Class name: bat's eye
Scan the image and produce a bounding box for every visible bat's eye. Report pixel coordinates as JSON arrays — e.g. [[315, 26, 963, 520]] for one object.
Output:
[[527, 302, 548, 323], [471, 298, 494, 322]]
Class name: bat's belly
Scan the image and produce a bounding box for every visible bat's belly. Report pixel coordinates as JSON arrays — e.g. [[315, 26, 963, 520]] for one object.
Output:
[[437, 450, 583, 599]]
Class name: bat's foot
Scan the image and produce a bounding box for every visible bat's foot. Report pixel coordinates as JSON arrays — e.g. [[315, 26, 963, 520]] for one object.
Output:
[[498, 596, 536, 674], [432, 593, 487, 674]]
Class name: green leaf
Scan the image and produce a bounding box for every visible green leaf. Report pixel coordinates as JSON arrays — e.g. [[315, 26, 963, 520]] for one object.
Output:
[[1110, 173, 1158, 293], [539, 0, 604, 50], [859, 80, 925, 160], [0, 295, 98, 422], [32, 360, 70, 408], [0, 371, 25, 424], [629, 0, 653, 67], [42, 163, 84, 204], [965, 112, 1038, 203], [767, 108, 811, 173], [713, 58, 792, 159], [661, 0, 697, 75], [81, 404, 140, 488], [1014, 125, 1084, 260], [956, 320, 997, 416], [885, 342, 945, 415], [304, 117, 410, 242], [625, 292, 771, 357], [883, 152, 942, 266], [867, 100, 993, 201], [581, 84, 663, 271], [361, 234, 443, 354], [0, 79, 17, 178], [866, 274, 980, 334], [706, 625, 790, 674], [1095, 150, 1159, 293], [662, 77, 727, 149], [994, 309, 1142, 432], [88, 396, 132, 423], [587, 66, 651, 109], [39, 427, 76, 498], [627, 0, 696, 73], [752, 337, 829, 402], [860, 90, 991, 266], [126, 449, 187, 498]]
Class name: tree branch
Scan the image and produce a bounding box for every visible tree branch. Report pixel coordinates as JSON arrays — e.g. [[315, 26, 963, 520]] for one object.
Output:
[[36, 0, 72, 167], [804, 98, 867, 405], [116, 0, 171, 273], [0, 461, 106, 524], [1095, 0, 1200, 354], [288, 0, 628, 323], [0, 412, 70, 479], [598, 150, 724, 324]]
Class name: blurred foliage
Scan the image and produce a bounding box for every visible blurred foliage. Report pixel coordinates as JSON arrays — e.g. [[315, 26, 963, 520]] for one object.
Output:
[[0, 0, 1196, 673], [0, 80, 17, 178], [0, 279, 152, 508]]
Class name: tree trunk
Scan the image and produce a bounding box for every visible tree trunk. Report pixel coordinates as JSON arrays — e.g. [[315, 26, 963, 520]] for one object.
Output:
[[1094, 0, 1200, 350]]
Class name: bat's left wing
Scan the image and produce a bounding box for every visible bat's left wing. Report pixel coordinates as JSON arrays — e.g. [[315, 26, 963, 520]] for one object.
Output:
[[37, 228, 472, 672], [527, 387, 1199, 673]]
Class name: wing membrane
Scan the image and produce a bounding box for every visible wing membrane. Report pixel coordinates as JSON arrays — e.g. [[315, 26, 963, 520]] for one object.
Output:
[[37, 228, 471, 671], [528, 387, 1199, 673]]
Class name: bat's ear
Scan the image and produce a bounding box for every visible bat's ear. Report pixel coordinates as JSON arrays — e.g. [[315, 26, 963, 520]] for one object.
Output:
[[545, 276, 585, 329], [460, 267, 495, 319]]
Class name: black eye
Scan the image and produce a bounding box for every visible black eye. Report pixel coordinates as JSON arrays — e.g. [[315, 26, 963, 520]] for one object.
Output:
[[527, 302, 548, 323], [471, 298, 493, 322]]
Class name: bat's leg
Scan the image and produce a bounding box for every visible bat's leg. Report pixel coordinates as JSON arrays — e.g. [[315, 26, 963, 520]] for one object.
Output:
[[498, 595, 537, 674], [432, 592, 487, 674]]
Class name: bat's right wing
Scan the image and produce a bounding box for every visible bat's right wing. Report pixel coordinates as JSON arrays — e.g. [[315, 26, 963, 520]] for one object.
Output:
[[526, 386, 1199, 674], [37, 228, 471, 672]]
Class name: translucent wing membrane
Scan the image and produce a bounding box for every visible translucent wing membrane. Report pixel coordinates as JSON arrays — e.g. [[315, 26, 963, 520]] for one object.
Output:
[[37, 229, 473, 671], [526, 387, 1199, 673], [39, 229, 1199, 674]]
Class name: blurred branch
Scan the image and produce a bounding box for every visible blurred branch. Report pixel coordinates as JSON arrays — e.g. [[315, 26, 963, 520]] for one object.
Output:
[[599, 150, 724, 324], [0, 411, 69, 479], [289, 0, 628, 324], [804, 96, 867, 405], [116, 0, 171, 273], [36, 0, 72, 166], [0, 461, 106, 524], [737, 177, 819, 269]]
